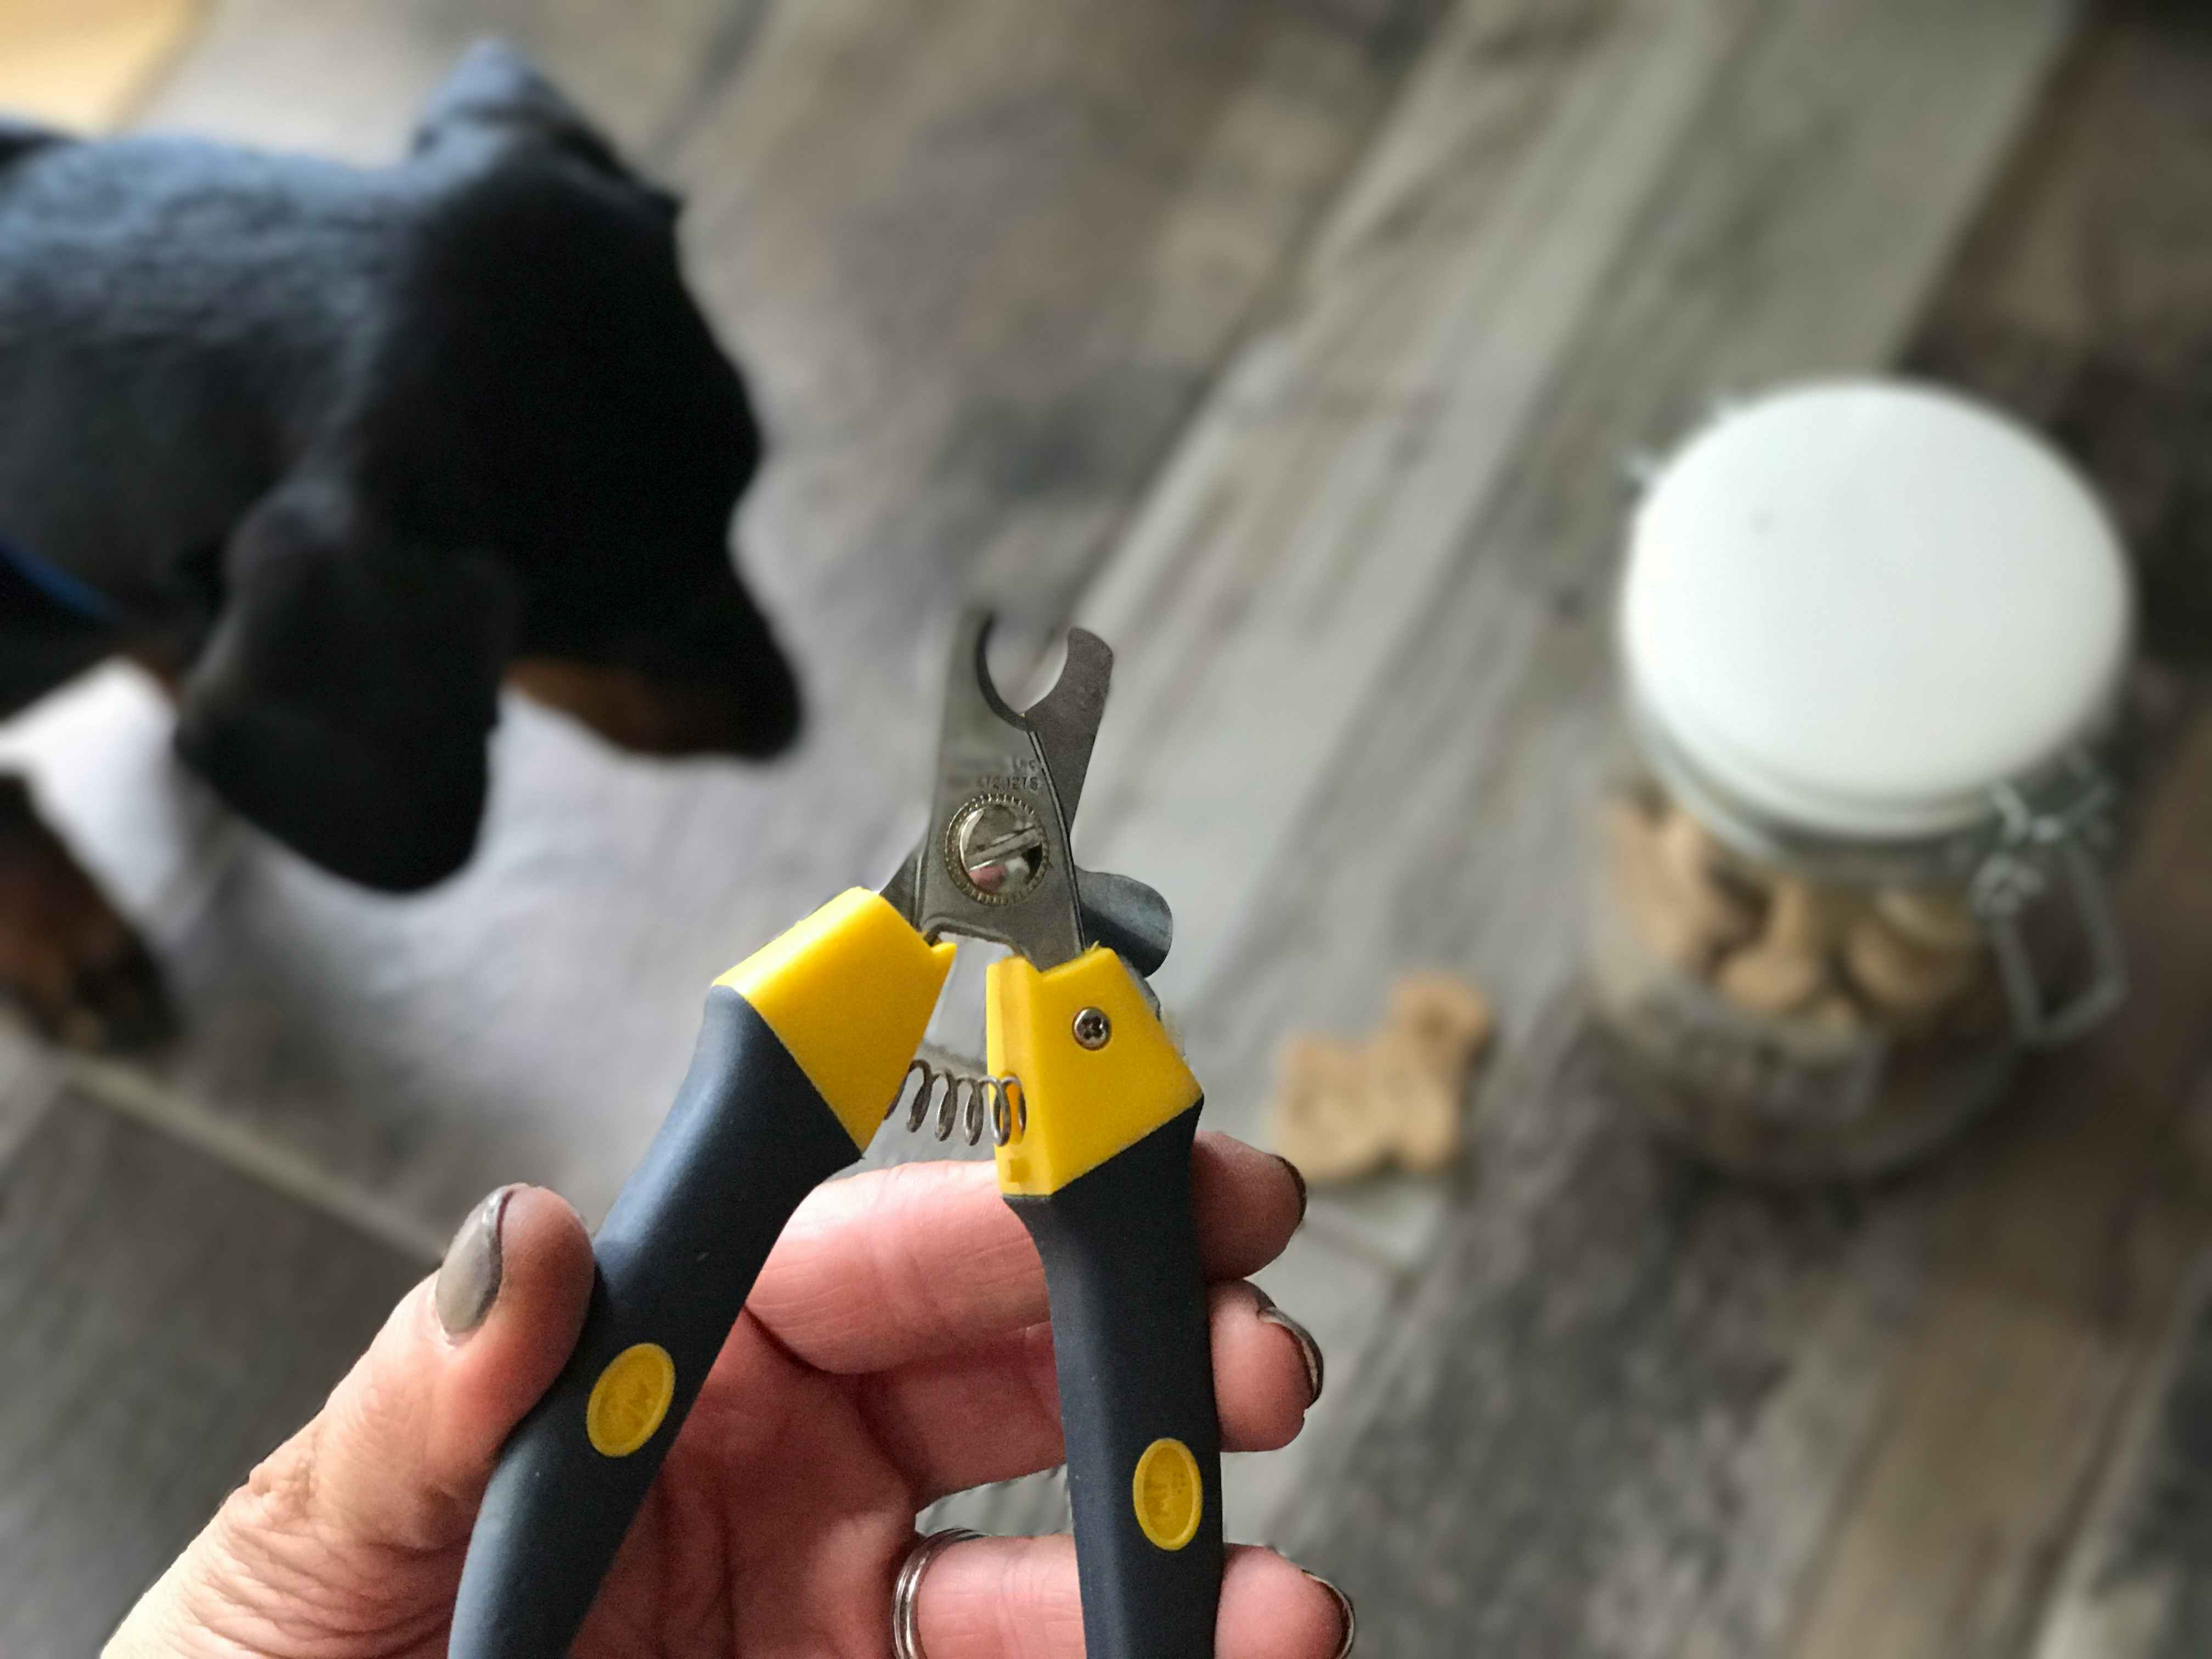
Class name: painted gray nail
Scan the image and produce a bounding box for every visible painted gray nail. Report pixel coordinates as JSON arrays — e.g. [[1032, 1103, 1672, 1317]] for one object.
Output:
[[1252, 1286, 1324, 1406], [1276, 1154, 1309, 1226], [436, 1185, 517, 1339], [1305, 1571, 1357, 1657]]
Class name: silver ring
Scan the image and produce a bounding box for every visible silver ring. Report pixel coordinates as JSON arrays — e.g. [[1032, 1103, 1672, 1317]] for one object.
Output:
[[892, 1527, 984, 1659], [1307, 1571, 1358, 1657]]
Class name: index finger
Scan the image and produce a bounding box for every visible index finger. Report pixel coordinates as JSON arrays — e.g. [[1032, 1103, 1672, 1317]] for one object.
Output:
[[746, 1131, 1305, 1374]]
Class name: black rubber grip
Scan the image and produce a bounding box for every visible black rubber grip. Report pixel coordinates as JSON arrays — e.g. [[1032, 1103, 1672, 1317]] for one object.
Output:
[[1007, 1104, 1222, 1659], [450, 986, 863, 1657]]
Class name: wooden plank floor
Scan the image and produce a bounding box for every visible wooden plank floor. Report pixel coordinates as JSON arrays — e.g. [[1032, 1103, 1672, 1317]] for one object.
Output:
[[17, 0, 2212, 1650], [1281, 701, 2212, 1656], [1282, 5, 2212, 1656], [2035, 1259, 2212, 1659], [0, 1082, 421, 1654], [936, 0, 2075, 1544], [1920, 9, 2212, 1656]]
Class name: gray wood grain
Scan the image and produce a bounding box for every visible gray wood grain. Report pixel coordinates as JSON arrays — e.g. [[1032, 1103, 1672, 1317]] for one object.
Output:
[[1074, 0, 1765, 1018], [1773, 709, 2212, 1659], [1283, 996, 1946, 1656], [5, 4, 2177, 1649], [1145, 0, 2119, 1629], [1914, 12, 2212, 1657], [1150, 0, 2074, 1261], [0, 1092, 420, 1657], [946, 0, 2075, 1583], [1279, 695, 2212, 1659], [1903, 0, 2212, 667], [920, 0, 1802, 1545], [2033, 1254, 2212, 1659], [1261, 3, 2212, 1646], [0, 1019, 60, 1165]]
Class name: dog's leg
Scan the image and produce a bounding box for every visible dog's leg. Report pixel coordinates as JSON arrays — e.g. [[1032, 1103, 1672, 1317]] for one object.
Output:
[[0, 774, 167, 1050]]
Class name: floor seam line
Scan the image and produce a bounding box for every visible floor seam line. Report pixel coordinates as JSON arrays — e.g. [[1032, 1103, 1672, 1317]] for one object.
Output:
[[61, 1056, 449, 1265]]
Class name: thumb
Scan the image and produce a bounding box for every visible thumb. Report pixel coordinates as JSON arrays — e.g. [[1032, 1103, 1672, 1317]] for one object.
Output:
[[315, 1184, 598, 1549], [109, 1186, 594, 1657]]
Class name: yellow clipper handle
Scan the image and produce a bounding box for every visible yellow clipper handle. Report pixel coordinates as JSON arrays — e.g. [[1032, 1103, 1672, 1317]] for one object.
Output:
[[454, 890, 952, 1658], [989, 950, 1221, 1659]]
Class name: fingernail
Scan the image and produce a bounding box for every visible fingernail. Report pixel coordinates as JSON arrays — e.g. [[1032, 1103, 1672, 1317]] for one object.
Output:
[[1276, 1154, 1309, 1226], [436, 1185, 517, 1339], [1305, 1571, 1357, 1657], [1252, 1286, 1325, 1406]]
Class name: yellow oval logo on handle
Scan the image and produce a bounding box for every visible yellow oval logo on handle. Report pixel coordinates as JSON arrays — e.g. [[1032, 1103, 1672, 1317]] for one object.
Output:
[[587, 1343, 676, 1457], [1131, 1437, 1204, 1550]]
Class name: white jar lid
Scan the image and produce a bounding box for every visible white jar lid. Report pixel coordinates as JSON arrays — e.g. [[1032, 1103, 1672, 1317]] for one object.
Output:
[[1621, 379, 2132, 841]]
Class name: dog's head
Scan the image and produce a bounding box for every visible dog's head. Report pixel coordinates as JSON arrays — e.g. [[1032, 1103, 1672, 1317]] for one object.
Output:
[[176, 45, 801, 892], [404, 41, 804, 759]]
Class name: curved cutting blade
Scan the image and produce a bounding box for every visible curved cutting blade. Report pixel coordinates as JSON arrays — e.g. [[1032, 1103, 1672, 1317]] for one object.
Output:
[[879, 610, 1172, 978], [905, 612, 1087, 968]]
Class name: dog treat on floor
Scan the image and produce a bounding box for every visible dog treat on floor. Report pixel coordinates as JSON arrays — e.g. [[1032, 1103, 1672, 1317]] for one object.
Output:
[[1269, 970, 1494, 1183], [1387, 972, 1494, 1079], [1271, 1035, 1394, 1183], [1366, 1030, 1463, 1173]]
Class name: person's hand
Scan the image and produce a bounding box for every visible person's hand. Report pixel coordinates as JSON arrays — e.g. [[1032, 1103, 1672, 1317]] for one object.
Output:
[[108, 1135, 1352, 1657]]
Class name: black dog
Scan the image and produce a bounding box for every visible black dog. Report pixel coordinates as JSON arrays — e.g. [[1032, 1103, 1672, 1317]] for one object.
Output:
[[0, 42, 799, 1046]]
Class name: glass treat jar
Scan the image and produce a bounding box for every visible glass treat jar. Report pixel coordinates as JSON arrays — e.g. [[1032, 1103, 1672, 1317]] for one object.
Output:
[[1585, 380, 2133, 1182]]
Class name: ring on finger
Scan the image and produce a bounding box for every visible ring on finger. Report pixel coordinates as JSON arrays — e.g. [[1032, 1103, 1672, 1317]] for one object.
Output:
[[893, 1527, 984, 1659]]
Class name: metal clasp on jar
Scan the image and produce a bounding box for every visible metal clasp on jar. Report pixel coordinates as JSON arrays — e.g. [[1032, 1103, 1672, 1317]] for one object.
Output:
[[1969, 763, 2128, 1047]]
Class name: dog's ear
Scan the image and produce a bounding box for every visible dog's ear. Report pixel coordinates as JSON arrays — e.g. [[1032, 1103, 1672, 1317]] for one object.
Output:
[[177, 483, 514, 893], [411, 40, 641, 184]]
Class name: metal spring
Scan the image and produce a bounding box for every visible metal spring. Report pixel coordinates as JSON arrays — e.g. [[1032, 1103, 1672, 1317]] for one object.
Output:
[[887, 1055, 1028, 1147]]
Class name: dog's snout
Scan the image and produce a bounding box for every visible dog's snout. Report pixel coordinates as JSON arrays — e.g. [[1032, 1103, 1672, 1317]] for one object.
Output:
[[506, 574, 803, 760]]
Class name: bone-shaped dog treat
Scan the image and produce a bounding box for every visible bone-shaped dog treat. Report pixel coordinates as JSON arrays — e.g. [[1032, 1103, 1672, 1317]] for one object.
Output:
[[1269, 974, 1494, 1183], [1623, 800, 1991, 1038], [1873, 887, 1979, 953], [1272, 1035, 1393, 1183], [1365, 1037, 1462, 1174], [1605, 796, 1762, 973], [1844, 910, 1980, 1023], [1387, 973, 1496, 1080], [1657, 808, 1767, 917], [1713, 877, 1836, 1016]]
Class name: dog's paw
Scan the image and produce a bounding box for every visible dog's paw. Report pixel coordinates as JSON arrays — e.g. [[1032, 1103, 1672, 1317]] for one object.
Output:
[[0, 784, 171, 1052]]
